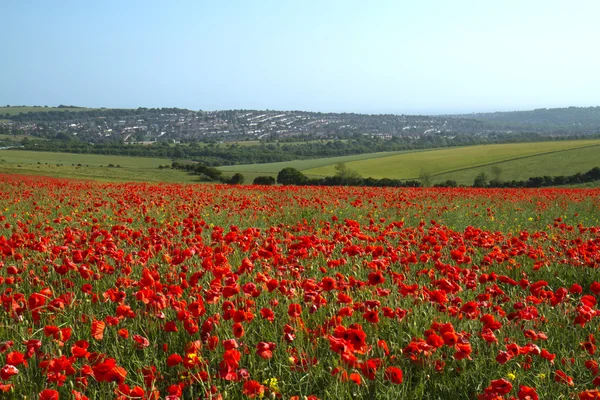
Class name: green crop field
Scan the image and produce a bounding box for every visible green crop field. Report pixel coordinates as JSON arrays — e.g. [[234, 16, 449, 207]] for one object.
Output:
[[0, 106, 96, 116], [0, 150, 197, 183], [1, 139, 599, 185], [220, 139, 600, 183], [303, 140, 600, 179], [433, 145, 600, 185], [0, 150, 171, 168], [218, 149, 425, 175]]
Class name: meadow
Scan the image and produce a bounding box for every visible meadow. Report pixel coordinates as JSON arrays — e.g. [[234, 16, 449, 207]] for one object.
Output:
[[1, 138, 599, 186], [220, 140, 600, 184], [0, 174, 599, 399], [0, 150, 195, 183]]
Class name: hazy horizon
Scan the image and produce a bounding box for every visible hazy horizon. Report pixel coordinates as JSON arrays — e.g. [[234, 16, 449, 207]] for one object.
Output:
[[2, 0, 599, 114]]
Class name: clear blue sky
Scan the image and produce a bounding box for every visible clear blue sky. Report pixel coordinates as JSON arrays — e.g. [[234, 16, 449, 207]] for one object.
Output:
[[1, 0, 599, 114]]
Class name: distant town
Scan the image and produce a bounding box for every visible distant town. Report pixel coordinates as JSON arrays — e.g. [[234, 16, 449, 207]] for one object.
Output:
[[2, 105, 600, 145]]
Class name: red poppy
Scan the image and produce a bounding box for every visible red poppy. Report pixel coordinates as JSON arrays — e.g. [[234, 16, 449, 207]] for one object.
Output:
[[518, 385, 539, 400], [232, 323, 245, 338], [288, 303, 302, 318], [39, 389, 59, 400], [242, 380, 265, 398], [167, 354, 183, 367], [256, 342, 276, 359], [0, 365, 19, 380], [91, 320, 105, 341], [384, 366, 403, 384], [486, 379, 513, 395]]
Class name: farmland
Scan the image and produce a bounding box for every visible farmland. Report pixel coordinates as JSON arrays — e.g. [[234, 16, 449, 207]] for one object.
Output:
[[0, 174, 599, 399], [1, 138, 600, 186], [220, 139, 600, 184], [0, 150, 194, 183]]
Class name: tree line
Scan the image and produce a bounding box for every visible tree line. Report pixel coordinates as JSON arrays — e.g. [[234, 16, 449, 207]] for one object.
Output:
[[172, 161, 600, 189], [170, 161, 245, 184], [473, 167, 600, 188], [17, 133, 600, 166]]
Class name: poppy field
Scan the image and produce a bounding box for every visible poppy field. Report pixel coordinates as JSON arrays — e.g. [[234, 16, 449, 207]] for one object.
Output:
[[1, 174, 600, 399]]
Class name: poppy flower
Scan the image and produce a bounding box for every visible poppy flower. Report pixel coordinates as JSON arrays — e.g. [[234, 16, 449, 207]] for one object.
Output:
[[232, 323, 245, 338], [39, 389, 59, 400], [384, 366, 403, 384], [485, 379, 513, 395], [0, 365, 19, 380], [518, 385, 539, 400], [242, 380, 265, 398], [5, 352, 25, 367], [555, 370, 574, 386], [362, 310, 379, 323], [91, 320, 105, 341], [260, 308, 275, 322], [167, 354, 183, 367], [349, 372, 362, 385], [256, 342, 276, 359], [133, 335, 150, 349], [288, 303, 302, 318], [367, 271, 385, 286]]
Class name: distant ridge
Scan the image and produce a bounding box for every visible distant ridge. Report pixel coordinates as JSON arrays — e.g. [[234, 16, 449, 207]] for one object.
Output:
[[452, 106, 600, 125]]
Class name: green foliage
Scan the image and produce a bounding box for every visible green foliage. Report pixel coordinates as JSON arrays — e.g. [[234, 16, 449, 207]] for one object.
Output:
[[229, 173, 245, 184], [473, 172, 488, 187], [302, 140, 600, 180], [277, 167, 308, 185], [418, 170, 433, 187], [253, 176, 276, 185]]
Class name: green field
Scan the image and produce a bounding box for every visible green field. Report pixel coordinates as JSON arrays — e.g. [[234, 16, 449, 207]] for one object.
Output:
[[0, 106, 96, 116], [0, 150, 197, 183], [219, 150, 424, 175], [433, 145, 600, 184], [220, 139, 600, 183], [1, 139, 599, 185]]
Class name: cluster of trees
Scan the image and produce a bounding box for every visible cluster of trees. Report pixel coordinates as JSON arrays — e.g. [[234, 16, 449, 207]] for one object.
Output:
[[169, 161, 600, 189], [272, 164, 600, 189], [170, 162, 244, 184], [427, 167, 600, 188], [483, 166, 600, 188], [275, 165, 421, 188], [252, 176, 276, 185]]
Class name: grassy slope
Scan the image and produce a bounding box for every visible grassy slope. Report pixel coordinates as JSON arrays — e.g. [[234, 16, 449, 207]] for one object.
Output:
[[1, 140, 599, 185], [218, 149, 432, 175], [302, 140, 600, 179], [0, 150, 171, 168], [433, 145, 600, 185], [0, 150, 197, 183]]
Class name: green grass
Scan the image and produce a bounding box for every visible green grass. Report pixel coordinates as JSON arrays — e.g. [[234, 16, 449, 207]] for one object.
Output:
[[303, 140, 600, 179], [218, 149, 425, 175], [0, 150, 172, 168], [2, 140, 600, 186], [0, 164, 199, 183], [218, 140, 600, 182], [0, 106, 96, 116], [433, 144, 600, 185], [0, 149, 199, 183]]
